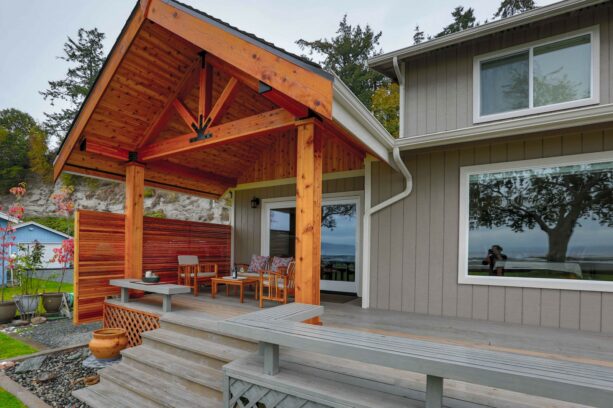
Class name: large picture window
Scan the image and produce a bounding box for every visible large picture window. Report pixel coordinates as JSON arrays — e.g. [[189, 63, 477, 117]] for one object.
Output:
[[458, 152, 613, 292], [474, 27, 599, 123]]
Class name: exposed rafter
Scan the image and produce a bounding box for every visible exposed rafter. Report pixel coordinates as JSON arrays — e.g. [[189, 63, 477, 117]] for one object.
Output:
[[81, 139, 131, 161], [148, 160, 237, 187], [137, 58, 200, 148], [172, 98, 198, 129], [139, 108, 295, 161], [198, 52, 212, 121]]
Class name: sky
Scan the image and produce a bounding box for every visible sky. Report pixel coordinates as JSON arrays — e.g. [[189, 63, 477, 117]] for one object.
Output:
[[0, 0, 556, 126]]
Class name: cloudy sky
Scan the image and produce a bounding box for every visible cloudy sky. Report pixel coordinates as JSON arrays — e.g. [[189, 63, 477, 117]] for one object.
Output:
[[0, 0, 556, 125]]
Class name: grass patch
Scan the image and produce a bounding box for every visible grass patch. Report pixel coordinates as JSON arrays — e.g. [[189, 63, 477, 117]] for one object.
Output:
[[0, 332, 37, 359], [0, 388, 26, 408], [1, 279, 73, 316]]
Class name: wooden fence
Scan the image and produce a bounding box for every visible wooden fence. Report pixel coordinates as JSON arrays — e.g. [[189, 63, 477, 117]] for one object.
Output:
[[74, 209, 231, 324]]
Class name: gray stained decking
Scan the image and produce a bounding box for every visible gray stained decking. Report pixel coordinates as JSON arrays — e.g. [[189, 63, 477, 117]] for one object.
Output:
[[112, 292, 613, 407]]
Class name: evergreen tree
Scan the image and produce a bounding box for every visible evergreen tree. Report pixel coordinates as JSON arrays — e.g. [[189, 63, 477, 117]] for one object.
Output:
[[435, 6, 477, 38], [413, 26, 425, 44], [494, 0, 536, 19], [0, 109, 37, 192], [40, 28, 106, 145], [296, 15, 387, 109]]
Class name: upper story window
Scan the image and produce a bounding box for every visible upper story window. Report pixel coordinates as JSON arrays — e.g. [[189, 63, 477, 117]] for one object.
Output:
[[474, 27, 599, 123]]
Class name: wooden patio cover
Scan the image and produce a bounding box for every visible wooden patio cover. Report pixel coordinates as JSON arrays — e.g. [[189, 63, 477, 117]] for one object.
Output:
[[53, 0, 383, 308]]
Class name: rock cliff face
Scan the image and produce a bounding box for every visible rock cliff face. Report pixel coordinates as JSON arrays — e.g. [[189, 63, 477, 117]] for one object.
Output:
[[0, 175, 230, 225]]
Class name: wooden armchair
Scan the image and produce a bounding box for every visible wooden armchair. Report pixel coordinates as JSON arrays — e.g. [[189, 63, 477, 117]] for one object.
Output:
[[259, 260, 295, 308], [177, 255, 218, 296]]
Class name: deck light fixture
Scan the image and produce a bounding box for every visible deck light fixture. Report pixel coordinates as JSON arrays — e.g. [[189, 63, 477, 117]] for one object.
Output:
[[251, 197, 260, 209]]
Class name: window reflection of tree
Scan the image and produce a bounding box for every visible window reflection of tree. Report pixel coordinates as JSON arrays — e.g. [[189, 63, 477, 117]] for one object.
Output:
[[501, 65, 529, 110], [534, 67, 580, 106], [469, 165, 613, 263], [322, 204, 356, 230]]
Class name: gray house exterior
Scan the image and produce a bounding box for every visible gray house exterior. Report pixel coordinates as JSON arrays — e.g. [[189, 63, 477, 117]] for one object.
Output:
[[231, 0, 613, 334]]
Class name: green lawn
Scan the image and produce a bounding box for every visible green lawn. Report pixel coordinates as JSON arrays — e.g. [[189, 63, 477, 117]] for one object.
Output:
[[0, 279, 73, 316], [0, 332, 37, 359], [0, 388, 26, 408]]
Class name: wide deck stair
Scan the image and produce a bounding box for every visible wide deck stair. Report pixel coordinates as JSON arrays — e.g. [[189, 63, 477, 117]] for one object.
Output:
[[73, 313, 258, 408]]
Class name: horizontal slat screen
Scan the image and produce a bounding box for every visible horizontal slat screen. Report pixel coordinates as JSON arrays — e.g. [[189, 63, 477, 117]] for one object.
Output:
[[74, 210, 231, 324]]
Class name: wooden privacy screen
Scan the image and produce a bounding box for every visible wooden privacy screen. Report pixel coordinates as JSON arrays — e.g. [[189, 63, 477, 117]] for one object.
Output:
[[74, 210, 231, 324]]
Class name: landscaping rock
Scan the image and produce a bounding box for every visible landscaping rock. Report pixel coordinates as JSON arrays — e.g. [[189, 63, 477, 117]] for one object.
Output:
[[14, 318, 101, 348], [82, 354, 121, 369], [30, 316, 46, 325], [5, 346, 96, 408], [15, 355, 46, 373]]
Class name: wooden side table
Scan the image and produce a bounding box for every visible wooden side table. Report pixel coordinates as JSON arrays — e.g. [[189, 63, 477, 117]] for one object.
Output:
[[211, 277, 259, 303]]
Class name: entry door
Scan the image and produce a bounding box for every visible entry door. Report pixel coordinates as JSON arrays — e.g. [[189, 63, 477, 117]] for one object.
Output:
[[262, 197, 360, 293]]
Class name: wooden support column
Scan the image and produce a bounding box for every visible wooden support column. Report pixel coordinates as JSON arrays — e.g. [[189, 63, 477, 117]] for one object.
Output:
[[295, 119, 322, 316], [125, 163, 145, 280]]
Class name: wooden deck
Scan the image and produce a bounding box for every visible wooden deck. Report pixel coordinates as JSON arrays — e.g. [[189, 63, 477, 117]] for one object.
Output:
[[109, 290, 613, 407]]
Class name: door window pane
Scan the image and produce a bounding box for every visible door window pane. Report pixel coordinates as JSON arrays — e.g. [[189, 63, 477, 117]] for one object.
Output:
[[533, 34, 591, 107], [467, 161, 613, 282], [480, 51, 529, 116], [269, 208, 295, 258], [321, 204, 357, 283]]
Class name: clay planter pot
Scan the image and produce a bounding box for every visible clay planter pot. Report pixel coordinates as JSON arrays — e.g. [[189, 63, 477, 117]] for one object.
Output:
[[0, 300, 17, 323], [89, 328, 128, 360], [41, 293, 64, 314]]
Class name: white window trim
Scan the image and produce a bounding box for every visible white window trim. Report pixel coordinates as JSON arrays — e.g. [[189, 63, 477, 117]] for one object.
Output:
[[473, 26, 600, 124], [260, 192, 363, 294], [458, 150, 613, 292]]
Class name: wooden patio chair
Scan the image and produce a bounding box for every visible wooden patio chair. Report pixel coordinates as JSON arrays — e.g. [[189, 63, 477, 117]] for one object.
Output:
[[259, 259, 295, 308], [236, 255, 270, 279], [177, 255, 218, 297]]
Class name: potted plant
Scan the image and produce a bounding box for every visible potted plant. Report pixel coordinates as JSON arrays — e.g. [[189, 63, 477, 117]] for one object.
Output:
[[0, 184, 26, 323], [13, 241, 44, 317], [42, 239, 74, 314], [41, 186, 75, 314]]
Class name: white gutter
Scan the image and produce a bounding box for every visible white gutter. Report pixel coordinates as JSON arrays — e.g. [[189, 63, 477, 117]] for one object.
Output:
[[361, 58, 413, 308], [361, 148, 413, 308]]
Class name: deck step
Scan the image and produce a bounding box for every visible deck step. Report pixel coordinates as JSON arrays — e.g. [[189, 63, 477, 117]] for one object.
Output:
[[142, 328, 251, 369], [73, 382, 162, 408], [100, 363, 219, 407], [121, 344, 223, 396], [160, 313, 257, 350]]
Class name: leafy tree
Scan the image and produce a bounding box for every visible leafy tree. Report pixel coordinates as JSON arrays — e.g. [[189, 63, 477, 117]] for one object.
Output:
[[40, 28, 106, 145], [494, 0, 535, 19], [435, 6, 477, 38], [371, 82, 399, 137], [0, 109, 36, 192], [470, 166, 613, 262], [28, 126, 53, 181], [297, 15, 388, 109], [413, 26, 425, 45]]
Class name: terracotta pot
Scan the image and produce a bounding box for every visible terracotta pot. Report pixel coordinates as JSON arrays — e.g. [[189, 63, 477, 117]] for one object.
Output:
[[89, 328, 128, 360], [0, 300, 17, 323], [41, 292, 64, 314]]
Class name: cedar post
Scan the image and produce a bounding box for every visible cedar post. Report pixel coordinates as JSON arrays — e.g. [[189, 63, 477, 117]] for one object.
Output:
[[125, 163, 145, 280], [295, 119, 322, 315]]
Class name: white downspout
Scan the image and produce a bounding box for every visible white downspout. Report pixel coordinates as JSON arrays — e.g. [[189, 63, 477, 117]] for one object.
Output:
[[361, 56, 413, 308]]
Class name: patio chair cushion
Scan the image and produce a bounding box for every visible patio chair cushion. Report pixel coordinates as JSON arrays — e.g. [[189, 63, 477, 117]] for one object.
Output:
[[271, 256, 292, 272], [238, 271, 260, 278], [178, 255, 199, 265], [179, 272, 216, 278], [247, 255, 269, 273]]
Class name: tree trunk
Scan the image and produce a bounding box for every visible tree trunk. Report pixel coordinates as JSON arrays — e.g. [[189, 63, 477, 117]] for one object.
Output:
[[546, 227, 573, 262]]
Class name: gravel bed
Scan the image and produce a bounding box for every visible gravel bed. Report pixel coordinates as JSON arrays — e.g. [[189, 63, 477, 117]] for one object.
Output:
[[5, 347, 95, 408], [12, 319, 101, 348]]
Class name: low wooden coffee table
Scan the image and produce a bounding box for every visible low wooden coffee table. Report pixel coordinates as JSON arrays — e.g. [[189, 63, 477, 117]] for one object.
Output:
[[211, 277, 259, 303]]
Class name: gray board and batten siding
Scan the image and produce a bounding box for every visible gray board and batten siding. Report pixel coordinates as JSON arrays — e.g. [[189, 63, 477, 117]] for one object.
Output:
[[369, 125, 613, 333], [402, 1, 613, 138], [233, 177, 364, 265]]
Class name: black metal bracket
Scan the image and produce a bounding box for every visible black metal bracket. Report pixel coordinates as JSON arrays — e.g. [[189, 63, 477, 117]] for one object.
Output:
[[128, 151, 139, 162], [189, 115, 213, 143], [79, 139, 87, 151], [198, 50, 207, 68]]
